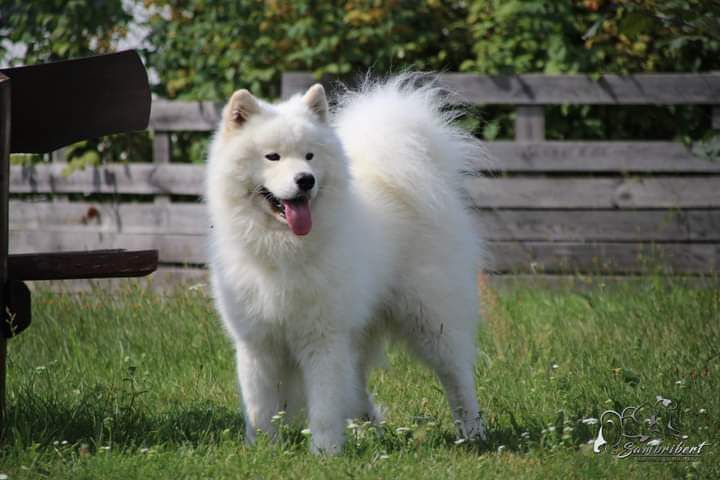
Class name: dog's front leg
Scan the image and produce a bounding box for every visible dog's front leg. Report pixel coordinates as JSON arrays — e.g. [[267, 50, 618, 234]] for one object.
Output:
[[297, 335, 360, 455], [235, 341, 284, 444]]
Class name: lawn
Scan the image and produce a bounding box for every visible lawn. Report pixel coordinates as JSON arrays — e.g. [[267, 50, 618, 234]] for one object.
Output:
[[0, 278, 718, 479]]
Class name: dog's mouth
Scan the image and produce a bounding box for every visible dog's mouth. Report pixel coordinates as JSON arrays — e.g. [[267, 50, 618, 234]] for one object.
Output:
[[258, 186, 313, 236]]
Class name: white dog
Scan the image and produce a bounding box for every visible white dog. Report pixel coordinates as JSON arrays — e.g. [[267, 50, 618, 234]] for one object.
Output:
[[206, 75, 488, 454]]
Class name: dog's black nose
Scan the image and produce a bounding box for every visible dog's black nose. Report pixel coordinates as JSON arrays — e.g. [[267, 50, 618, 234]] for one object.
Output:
[[295, 173, 315, 191]]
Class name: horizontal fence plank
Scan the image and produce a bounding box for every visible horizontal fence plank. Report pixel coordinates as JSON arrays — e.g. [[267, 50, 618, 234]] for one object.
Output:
[[482, 141, 720, 172], [486, 273, 720, 291], [488, 241, 719, 274], [12, 164, 720, 208], [11, 163, 204, 195], [10, 229, 718, 274], [150, 100, 222, 131], [282, 72, 720, 105], [9, 200, 207, 234], [465, 176, 720, 208], [479, 209, 720, 242], [25, 266, 209, 293], [25, 269, 720, 293], [10, 201, 720, 242]]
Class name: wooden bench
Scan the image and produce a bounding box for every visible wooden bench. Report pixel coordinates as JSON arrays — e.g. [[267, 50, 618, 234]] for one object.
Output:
[[0, 51, 159, 436]]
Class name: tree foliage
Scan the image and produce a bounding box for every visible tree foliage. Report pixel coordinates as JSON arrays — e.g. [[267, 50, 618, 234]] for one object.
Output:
[[1, 0, 718, 162], [0, 0, 130, 66], [462, 0, 720, 74], [143, 0, 473, 99]]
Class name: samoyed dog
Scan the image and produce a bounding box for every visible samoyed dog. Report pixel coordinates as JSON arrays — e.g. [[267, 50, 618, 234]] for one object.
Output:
[[206, 75, 487, 454]]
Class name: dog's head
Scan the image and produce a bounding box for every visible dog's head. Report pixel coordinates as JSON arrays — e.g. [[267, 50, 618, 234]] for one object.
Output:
[[209, 84, 347, 237]]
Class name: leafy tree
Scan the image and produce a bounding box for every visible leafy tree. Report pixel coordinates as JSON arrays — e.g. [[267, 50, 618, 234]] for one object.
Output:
[[0, 0, 130, 66], [462, 0, 720, 75], [0, 0, 144, 169], [1, 0, 718, 161], [143, 0, 473, 100]]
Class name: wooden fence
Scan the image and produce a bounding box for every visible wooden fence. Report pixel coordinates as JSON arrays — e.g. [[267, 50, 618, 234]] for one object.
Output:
[[9, 73, 720, 288]]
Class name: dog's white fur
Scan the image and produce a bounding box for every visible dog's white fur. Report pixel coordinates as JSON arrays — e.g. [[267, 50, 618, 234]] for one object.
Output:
[[207, 75, 487, 454]]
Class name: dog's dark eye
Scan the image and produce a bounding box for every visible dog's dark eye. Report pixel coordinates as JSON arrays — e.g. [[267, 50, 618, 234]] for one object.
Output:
[[265, 153, 281, 161], [305, 152, 314, 161]]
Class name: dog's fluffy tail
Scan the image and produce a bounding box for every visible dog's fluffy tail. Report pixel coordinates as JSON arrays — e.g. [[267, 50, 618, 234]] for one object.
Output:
[[333, 73, 489, 212]]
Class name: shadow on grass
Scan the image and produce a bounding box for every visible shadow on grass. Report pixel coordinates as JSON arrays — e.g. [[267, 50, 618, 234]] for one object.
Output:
[[3, 385, 602, 458], [3, 392, 246, 451]]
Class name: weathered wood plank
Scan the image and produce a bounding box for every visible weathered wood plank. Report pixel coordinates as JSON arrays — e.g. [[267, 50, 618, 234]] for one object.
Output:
[[10, 163, 203, 195], [477, 209, 720, 242], [10, 201, 720, 241], [24, 268, 719, 294], [10, 226, 719, 273], [9, 200, 208, 235], [486, 273, 720, 291], [281, 72, 720, 105], [10, 230, 206, 264], [514, 106, 545, 141], [150, 100, 222, 131], [442, 73, 720, 105], [152, 132, 172, 205], [482, 141, 720, 172], [11, 143, 720, 198], [488, 241, 719, 274], [24, 266, 211, 293], [8, 249, 158, 281], [465, 176, 720, 208], [12, 164, 720, 207]]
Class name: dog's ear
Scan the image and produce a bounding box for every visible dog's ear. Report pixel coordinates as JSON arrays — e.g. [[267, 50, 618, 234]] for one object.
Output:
[[302, 84, 328, 122], [225, 89, 260, 128]]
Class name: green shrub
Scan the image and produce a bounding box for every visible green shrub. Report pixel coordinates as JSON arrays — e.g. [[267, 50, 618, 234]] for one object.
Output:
[[2, 0, 719, 162]]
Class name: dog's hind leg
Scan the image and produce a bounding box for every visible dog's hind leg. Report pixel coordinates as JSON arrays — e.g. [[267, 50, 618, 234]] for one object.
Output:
[[356, 326, 387, 424], [397, 294, 487, 442]]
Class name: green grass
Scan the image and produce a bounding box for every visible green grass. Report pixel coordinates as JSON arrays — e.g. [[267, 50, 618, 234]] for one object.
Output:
[[1, 278, 718, 479]]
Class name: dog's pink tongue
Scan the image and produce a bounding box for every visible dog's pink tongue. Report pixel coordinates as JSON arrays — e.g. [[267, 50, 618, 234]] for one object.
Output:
[[282, 199, 312, 236]]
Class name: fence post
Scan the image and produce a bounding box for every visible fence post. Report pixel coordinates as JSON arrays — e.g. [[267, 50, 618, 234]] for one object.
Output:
[[515, 105, 545, 141], [713, 106, 719, 130], [153, 132, 171, 205]]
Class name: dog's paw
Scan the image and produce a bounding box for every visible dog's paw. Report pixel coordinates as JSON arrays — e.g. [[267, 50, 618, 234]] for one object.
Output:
[[366, 402, 386, 425], [457, 416, 488, 444], [308, 428, 345, 455]]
